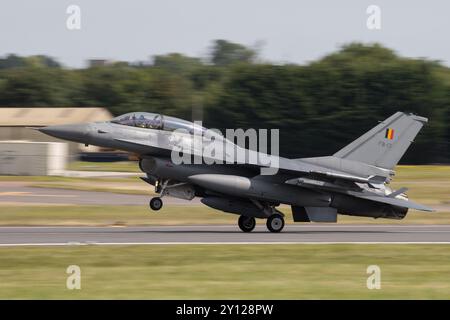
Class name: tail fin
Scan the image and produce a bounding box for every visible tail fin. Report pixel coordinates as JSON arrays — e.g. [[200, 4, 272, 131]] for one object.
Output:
[[333, 112, 428, 170]]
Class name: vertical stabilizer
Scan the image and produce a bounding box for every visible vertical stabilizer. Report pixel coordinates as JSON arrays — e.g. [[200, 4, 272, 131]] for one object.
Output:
[[333, 112, 427, 170]]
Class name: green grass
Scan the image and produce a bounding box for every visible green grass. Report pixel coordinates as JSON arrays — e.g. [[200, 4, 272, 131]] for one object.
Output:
[[0, 205, 448, 226], [0, 244, 449, 299], [389, 166, 450, 205], [394, 165, 450, 181]]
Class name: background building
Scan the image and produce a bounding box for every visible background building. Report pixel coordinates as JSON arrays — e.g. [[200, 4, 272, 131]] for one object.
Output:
[[0, 141, 67, 175], [0, 107, 113, 159]]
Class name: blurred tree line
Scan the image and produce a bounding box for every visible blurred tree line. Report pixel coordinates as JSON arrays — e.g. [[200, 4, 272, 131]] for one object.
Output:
[[0, 40, 449, 163]]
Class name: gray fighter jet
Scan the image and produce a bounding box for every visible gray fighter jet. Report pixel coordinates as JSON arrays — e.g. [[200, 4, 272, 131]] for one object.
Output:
[[37, 111, 433, 233]]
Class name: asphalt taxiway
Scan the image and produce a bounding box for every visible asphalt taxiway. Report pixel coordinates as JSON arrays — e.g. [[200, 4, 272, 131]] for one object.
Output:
[[0, 225, 449, 246]]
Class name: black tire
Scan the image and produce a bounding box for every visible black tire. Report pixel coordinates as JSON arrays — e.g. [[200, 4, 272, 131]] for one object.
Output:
[[266, 214, 285, 233], [149, 197, 163, 211], [238, 215, 256, 233]]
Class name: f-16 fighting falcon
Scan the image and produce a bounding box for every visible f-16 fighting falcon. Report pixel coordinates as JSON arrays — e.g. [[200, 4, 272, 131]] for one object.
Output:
[[37, 111, 433, 233]]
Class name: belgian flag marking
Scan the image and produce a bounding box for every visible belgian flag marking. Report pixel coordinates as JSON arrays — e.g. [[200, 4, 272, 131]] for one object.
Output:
[[385, 128, 395, 140]]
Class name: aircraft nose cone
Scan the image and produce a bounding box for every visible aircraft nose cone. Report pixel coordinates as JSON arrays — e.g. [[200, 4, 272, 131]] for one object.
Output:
[[38, 124, 92, 143]]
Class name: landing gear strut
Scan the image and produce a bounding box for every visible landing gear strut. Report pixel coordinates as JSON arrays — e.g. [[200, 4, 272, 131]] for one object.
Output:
[[238, 215, 256, 233], [149, 179, 168, 211], [266, 213, 285, 233], [149, 197, 163, 211]]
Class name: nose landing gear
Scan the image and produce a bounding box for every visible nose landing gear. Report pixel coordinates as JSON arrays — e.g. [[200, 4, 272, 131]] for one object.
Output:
[[149, 179, 168, 211], [149, 197, 163, 211]]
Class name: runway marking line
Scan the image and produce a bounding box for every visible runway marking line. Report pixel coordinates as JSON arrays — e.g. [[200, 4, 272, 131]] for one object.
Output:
[[0, 242, 450, 247], [0, 224, 449, 229]]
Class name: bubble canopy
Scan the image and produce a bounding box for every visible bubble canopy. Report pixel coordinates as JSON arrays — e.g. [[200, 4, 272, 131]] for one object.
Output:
[[110, 112, 206, 134]]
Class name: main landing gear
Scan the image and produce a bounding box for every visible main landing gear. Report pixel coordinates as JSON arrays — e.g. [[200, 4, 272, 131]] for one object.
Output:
[[266, 213, 285, 233], [237, 213, 285, 233], [238, 215, 256, 232]]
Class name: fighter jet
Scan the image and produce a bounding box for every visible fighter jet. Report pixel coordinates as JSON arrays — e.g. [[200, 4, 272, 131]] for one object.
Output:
[[37, 111, 433, 233]]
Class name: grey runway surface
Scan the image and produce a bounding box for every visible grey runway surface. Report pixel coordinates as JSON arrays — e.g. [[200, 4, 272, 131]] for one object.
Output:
[[0, 225, 450, 245]]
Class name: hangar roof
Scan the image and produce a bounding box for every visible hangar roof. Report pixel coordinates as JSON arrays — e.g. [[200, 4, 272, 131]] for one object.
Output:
[[0, 107, 113, 126]]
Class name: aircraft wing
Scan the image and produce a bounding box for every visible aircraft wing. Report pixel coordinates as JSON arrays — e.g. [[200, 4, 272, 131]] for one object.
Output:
[[303, 170, 386, 187], [284, 170, 387, 190]]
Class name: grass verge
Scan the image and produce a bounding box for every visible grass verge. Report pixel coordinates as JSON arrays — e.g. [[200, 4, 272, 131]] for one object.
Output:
[[0, 244, 448, 299]]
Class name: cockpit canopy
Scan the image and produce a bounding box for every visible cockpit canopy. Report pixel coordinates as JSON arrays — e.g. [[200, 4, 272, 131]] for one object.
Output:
[[110, 112, 206, 134]]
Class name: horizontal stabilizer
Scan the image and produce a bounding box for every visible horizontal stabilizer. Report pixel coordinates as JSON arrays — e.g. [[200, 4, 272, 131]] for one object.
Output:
[[351, 193, 434, 212]]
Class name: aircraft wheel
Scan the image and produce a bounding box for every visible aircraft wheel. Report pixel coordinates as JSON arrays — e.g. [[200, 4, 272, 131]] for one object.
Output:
[[266, 214, 284, 233], [238, 215, 256, 233], [149, 197, 163, 211]]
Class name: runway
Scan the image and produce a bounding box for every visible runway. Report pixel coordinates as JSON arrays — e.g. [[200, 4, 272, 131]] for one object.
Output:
[[0, 225, 449, 246]]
